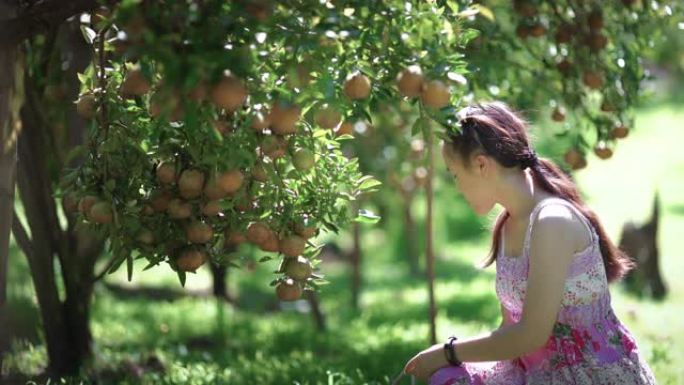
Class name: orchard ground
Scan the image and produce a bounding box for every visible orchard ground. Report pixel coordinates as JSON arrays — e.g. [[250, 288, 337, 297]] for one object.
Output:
[[4, 98, 684, 384]]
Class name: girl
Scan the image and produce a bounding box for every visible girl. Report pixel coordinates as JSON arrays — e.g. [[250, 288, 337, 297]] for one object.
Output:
[[402, 101, 657, 384]]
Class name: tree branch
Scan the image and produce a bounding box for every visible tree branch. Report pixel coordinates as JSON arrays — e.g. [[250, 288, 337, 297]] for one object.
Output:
[[0, 0, 102, 47], [11, 209, 34, 262]]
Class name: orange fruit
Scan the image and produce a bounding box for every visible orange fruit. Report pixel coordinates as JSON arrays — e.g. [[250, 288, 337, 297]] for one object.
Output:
[[89, 201, 113, 224], [585, 33, 608, 53], [210, 73, 247, 112], [261, 135, 288, 159], [78, 195, 99, 216], [203, 176, 228, 200], [121, 68, 151, 97], [611, 125, 629, 139], [251, 162, 268, 182], [420, 80, 450, 109], [136, 229, 154, 245], [217, 169, 244, 194], [269, 102, 301, 135], [279, 234, 306, 257], [141, 205, 154, 216], [292, 148, 314, 171], [259, 230, 280, 252], [250, 111, 271, 132], [275, 278, 302, 301], [529, 24, 546, 38], [150, 190, 173, 212], [594, 145, 613, 160], [556, 59, 572, 75], [167, 198, 192, 219], [62, 194, 79, 214], [76, 94, 96, 118], [335, 122, 354, 137], [201, 200, 222, 216], [176, 249, 206, 272], [285, 256, 313, 281], [314, 105, 342, 129], [246, 221, 271, 245], [293, 218, 317, 239], [343, 72, 371, 100], [224, 229, 246, 246], [564, 148, 587, 170], [186, 221, 214, 244], [551, 107, 565, 122], [156, 161, 176, 185], [178, 169, 205, 199], [554, 24, 573, 44], [582, 71, 603, 89], [397, 65, 424, 98]]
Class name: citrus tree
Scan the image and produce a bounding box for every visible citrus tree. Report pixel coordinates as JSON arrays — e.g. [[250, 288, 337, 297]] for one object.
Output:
[[1, 0, 681, 378]]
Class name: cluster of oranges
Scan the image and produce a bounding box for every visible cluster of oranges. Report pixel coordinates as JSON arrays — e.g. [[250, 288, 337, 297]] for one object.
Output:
[[511, 0, 633, 170]]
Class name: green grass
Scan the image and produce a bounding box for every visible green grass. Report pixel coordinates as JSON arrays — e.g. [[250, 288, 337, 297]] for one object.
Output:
[[3, 100, 684, 384]]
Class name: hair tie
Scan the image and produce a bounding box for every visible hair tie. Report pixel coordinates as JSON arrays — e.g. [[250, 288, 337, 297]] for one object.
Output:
[[520, 150, 539, 170]]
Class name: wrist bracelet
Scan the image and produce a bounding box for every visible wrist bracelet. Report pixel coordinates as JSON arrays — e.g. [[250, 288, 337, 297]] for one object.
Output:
[[443, 336, 462, 366]]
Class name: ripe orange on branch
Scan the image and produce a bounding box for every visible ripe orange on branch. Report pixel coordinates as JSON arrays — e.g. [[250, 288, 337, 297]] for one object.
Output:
[[420, 80, 450, 109], [269, 102, 301, 135], [210, 72, 248, 112], [343, 72, 371, 100], [276, 278, 302, 301], [397, 65, 424, 98], [176, 249, 207, 272]]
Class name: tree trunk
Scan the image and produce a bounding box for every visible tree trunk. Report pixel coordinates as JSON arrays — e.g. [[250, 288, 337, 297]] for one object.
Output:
[[305, 290, 326, 332], [424, 115, 437, 345], [11, 20, 103, 375], [350, 206, 362, 310], [0, 39, 23, 374], [211, 263, 229, 298], [403, 194, 420, 277]]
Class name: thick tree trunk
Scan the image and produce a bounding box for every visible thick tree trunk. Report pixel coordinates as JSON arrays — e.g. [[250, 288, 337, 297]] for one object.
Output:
[[1, 2, 104, 378], [11, 20, 102, 375], [0, 39, 23, 375]]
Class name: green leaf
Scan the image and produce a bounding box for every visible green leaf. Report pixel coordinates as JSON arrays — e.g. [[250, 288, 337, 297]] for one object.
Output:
[[177, 270, 187, 287], [126, 254, 133, 282], [473, 4, 495, 21], [80, 25, 97, 45], [358, 176, 382, 191], [353, 209, 381, 224]]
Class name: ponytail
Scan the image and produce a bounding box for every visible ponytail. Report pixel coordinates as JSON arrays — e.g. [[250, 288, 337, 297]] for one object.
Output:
[[482, 157, 635, 284]]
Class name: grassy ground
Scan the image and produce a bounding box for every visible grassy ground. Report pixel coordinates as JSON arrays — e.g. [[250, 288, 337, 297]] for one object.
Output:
[[3, 99, 683, 384]]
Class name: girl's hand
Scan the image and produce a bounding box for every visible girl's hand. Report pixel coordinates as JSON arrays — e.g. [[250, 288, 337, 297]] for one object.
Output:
[[403, 343, 449, 381]]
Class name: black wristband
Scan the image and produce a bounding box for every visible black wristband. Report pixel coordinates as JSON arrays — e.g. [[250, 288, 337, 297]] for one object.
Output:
[[443, 336, 462, 366]]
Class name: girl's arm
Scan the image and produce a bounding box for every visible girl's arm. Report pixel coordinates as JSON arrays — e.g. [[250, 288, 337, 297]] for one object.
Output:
[[447, 204, 585, 362]]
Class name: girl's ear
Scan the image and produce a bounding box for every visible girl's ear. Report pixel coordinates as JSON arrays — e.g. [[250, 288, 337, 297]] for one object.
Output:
[[473, 153, 489, 176]]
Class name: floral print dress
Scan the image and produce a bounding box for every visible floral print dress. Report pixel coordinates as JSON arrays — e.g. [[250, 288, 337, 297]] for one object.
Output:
[[429, 197, 657, 385]]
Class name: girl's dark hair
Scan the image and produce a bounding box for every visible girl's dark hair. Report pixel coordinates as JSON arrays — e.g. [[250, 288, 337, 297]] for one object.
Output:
[[443, 101, 634, 283]]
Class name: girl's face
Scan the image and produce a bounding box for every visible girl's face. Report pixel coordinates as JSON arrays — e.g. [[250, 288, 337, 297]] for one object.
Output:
[[441, 142, 498, 216]]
